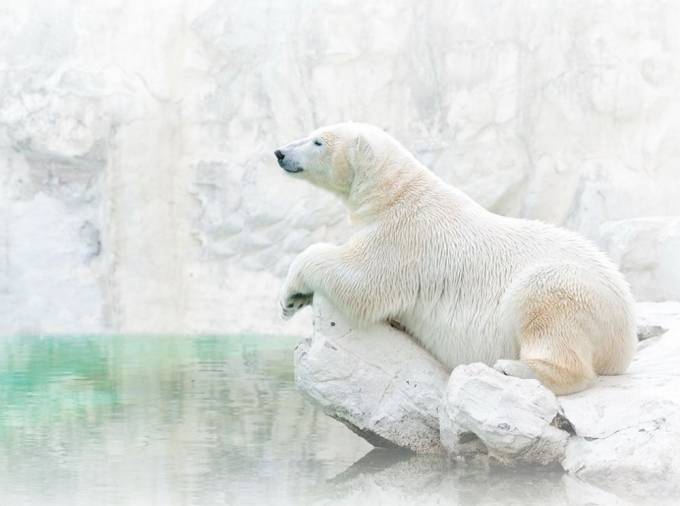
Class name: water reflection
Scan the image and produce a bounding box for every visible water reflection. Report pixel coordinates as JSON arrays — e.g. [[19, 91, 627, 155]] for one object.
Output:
[[0, 335, 369, 505], [0, 334, 648, 505], [322, 449, 626, 506]]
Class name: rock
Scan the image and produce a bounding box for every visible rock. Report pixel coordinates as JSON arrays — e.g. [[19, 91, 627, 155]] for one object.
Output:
[[297, 297, 680, 500], [560, 316, 680, 500], [600, 218, 680, 302], [563, 161, 665, 241], [635, 300, 680, 341], [438, 302, 680, 501], [440, 363, 572, 465], [294, 295, 449, 453]]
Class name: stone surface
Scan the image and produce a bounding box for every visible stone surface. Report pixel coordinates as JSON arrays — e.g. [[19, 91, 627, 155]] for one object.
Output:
[[600, 218, 680, 302], [440, 363, 572, 465], [294, 295, 449, 453], [439, 302, 680, 500], [635, 300, 680, 341], [2, 1, 680, 334], [560, 318, 680, 500], [298, 297, 680, 501]]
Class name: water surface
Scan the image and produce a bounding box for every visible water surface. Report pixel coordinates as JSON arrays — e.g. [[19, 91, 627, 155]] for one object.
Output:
[[0, 334, 631, 505]]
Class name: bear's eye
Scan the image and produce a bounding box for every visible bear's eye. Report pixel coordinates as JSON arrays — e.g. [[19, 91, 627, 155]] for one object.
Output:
[[314, 139, 322, 146]]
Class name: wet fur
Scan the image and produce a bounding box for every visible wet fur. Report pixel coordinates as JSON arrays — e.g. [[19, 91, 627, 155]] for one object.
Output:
[[279, 123, 637, 395]]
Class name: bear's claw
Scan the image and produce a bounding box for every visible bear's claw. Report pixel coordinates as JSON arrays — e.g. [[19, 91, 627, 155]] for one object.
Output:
[[280, 293, 313, 319]]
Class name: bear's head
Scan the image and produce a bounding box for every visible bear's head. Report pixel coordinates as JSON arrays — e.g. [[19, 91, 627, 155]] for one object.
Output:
[[274, 122, 399, 199], [275, 123, 423, 221]]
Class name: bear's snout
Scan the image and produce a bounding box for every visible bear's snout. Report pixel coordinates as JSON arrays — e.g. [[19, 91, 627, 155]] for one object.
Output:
[[274, 148, 303, 173]]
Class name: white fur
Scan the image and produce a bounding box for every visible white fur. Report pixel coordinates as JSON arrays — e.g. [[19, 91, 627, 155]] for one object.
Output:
[[276, 123, 637, 394]]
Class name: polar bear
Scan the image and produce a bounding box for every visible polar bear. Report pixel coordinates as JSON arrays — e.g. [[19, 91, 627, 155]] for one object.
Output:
[[274, 123, 637, 395]]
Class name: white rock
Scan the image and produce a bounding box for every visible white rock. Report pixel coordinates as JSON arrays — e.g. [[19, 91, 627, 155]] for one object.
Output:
[[560, 316, 680, 499], [635, 300, 680, 341], [600, 217, 680, 302], [298, 297, 680, 501], [563, 161, 665, 241], [294, 295, 449, 453], [438, 302, 680, 500], [440, 363, 572, 465]]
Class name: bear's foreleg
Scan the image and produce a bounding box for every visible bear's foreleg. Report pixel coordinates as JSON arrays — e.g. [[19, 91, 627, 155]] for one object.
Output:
[[280, 240, 398, 323], [280, 243, 337, 319]]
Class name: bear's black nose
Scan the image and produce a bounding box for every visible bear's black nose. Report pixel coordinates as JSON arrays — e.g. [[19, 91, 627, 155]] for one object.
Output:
[[275, 150, 285, 161]]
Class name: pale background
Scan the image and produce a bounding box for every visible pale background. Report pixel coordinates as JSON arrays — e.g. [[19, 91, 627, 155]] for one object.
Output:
[[1, 0, 679, 336]]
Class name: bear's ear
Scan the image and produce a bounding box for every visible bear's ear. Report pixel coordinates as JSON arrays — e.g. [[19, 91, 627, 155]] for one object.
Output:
[[347, 133, 374, 172]]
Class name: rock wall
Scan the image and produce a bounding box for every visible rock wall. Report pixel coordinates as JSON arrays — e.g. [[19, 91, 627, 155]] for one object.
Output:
[[600, 218, 680, 301], [1, 0, 679, 335]]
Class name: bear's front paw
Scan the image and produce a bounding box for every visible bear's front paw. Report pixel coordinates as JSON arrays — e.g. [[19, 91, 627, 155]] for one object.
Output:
[[280, 292, 313, 320]]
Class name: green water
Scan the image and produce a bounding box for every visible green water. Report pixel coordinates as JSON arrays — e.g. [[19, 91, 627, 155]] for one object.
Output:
[[0, 334, 373, 505], [0, 334, 633, 506]]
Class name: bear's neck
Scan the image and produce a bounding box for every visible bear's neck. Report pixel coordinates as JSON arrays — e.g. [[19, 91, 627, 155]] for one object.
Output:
[[346, 155, 431, 225]]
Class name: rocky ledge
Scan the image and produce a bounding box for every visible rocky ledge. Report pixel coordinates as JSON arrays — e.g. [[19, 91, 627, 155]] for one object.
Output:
[[294, 296, 680, 499]]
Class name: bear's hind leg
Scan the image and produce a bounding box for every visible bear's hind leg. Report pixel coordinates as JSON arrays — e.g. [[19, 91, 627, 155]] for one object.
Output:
[[495, 293, 597, 395], [495, 262, 616, 395], [494, 351, 595, 395], [494, 355, 595, 395]]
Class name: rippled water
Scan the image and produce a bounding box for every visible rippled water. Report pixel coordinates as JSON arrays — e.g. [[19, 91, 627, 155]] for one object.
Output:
[[0, 334, 632, 505]]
